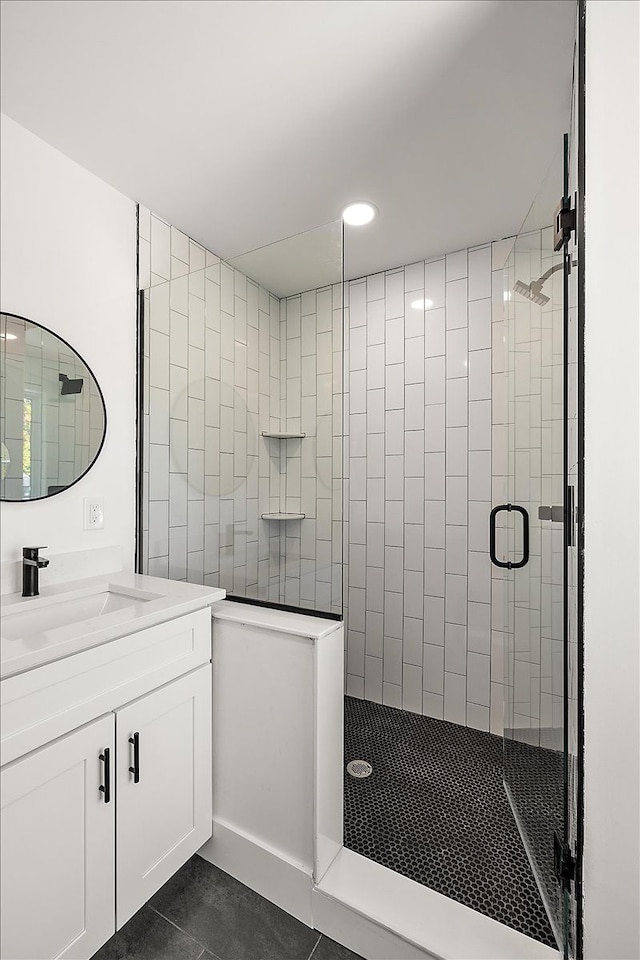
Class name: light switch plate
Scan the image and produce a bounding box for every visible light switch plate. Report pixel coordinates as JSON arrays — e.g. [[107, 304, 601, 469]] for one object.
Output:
[[84, 498, 104, 530]]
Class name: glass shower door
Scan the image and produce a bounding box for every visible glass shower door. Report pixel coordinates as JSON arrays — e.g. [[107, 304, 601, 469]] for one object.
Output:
[[494, 142, 578, 957]]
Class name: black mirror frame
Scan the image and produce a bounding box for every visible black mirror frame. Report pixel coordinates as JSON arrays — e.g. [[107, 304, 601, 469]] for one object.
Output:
[[0, 311, 108, 503]]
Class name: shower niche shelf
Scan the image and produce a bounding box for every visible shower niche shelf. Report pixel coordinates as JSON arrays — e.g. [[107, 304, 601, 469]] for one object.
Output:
[[262, 429, 305, 522], [261, 513, 306, 521]]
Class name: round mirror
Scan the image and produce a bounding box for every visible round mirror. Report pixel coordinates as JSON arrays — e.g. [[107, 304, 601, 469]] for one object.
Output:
[[0, 312, 106, 501]]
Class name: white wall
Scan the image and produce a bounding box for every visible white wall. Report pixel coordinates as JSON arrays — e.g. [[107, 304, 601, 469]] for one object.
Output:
[[584, 2, 640, 958], [0, 115, 137, 567]]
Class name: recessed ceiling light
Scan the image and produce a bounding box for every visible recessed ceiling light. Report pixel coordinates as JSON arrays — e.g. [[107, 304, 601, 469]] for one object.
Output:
[[341, 201, 377, 226], [0, 333, 17, 341], [411, 298, 434, 310]]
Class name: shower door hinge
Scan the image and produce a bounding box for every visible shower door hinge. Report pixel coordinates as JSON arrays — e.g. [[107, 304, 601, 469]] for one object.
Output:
[[538, 487, 575, 546], [554, 195, 576, 251], [554, 831, 576, 886]]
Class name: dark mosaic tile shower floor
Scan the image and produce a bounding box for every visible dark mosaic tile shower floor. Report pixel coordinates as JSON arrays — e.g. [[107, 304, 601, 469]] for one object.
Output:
[[344, 696, 557, 948]]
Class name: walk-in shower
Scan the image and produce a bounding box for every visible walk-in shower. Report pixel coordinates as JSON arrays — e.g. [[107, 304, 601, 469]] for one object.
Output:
[[138, 126, 581, 955]]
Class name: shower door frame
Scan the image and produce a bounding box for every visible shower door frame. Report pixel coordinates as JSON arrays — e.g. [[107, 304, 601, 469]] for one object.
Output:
[[573, 4, 585, 956]]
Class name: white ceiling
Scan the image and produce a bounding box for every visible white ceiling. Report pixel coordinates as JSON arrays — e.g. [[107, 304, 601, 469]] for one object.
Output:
[[0, 0, 576, 285], [228, 221, 342, 298]]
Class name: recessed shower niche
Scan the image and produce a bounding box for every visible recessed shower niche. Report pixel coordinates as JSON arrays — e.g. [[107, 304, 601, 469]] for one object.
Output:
[[138, 213, 343, 615]]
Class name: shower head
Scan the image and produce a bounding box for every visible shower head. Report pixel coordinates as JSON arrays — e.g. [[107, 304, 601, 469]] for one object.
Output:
[[513, 260, 569, 307], [513, 279, 550, 306]]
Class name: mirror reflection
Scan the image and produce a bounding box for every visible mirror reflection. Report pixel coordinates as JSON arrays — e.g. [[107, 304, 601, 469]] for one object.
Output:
[[0, 313, 106, 501]]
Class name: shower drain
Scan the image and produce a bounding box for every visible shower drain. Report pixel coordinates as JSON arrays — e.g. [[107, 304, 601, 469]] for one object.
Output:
[[347, 759, 372, 779]]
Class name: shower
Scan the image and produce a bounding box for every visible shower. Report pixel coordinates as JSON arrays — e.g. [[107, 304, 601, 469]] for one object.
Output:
[[513, 261, 564, 305], [138, 165, 577, 952]]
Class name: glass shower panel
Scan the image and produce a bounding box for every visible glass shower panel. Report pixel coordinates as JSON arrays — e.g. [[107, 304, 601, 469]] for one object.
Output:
[[498, 147, 568, 950], [139, 218, 343, 616], [225, 221, 344, 613]]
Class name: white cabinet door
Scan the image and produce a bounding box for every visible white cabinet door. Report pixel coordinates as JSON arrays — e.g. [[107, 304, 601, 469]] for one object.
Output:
[[1, 714, 115, 960], [115, 665, 212, 927]]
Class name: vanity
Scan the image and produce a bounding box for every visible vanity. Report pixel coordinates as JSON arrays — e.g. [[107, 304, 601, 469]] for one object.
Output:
[[0, 573, 225, 960]]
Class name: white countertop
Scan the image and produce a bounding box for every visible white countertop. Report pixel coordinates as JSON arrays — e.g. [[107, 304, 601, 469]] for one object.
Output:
[[1, 573, 225, 679], [210, 599, 343, 639]]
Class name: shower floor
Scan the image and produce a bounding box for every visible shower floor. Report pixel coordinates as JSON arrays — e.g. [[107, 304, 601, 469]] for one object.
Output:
[[343, 696, 556, 948]]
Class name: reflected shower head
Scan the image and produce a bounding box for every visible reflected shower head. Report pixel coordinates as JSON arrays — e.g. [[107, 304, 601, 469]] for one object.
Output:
[[513, 278, 550, 306], [59, 373, 84, 395]]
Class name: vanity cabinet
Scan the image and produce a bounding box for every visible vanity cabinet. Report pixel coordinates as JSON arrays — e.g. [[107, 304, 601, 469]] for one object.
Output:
[[0, 714, 116, 960], [0, 605, 215, 960], [116, 664, 212, 926]]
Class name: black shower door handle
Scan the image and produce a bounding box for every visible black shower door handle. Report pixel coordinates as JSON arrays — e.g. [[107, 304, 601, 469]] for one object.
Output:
[[489, 504, 530, 569]]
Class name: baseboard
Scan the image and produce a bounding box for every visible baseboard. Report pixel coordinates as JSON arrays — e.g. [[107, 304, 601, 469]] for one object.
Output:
[[198, 817, 314, 927], [313, 848, 560, 960]]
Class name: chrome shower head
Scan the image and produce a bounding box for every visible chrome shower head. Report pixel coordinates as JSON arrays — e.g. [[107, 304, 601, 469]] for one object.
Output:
[[513, 278, 550, 306]]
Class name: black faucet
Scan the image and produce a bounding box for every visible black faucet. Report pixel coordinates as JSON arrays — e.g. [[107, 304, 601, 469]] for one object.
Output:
[[22, 546, 49, 598]]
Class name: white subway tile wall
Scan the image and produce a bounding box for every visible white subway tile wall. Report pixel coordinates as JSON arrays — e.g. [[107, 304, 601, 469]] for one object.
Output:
[[278, 289, 344, 610], [142, 207, 512, 733], [497, 225, 566, 749], [343, 241, 509, 733], [141, 209, 343, 614]]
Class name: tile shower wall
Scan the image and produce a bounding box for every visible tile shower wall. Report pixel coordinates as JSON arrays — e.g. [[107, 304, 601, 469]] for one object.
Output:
[[497, 230, 564, 747], [278, 290, 343, 612], [140, 207, 342, 612], [343, 242, 511, 734], [140, 207, 284, 596], [141, 206, 513, 732]]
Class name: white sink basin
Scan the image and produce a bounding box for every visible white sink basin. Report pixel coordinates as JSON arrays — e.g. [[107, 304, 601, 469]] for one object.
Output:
[[1, 587, 162, 644], [1, 572, 225, 679]]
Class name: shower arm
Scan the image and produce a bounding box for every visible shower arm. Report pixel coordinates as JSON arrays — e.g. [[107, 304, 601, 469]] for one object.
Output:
[[533, 258, 577, 290], [536, 262, 563, 285]]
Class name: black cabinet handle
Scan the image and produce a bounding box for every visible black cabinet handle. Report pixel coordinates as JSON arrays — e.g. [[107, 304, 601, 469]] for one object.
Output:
[[128, 732, 140, 783], [99, 747, 111, 803], [489, 504, 530, 569]]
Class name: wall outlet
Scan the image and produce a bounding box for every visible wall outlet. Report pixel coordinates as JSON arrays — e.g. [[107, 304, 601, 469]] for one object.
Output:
[[84, 498, 104, 530]]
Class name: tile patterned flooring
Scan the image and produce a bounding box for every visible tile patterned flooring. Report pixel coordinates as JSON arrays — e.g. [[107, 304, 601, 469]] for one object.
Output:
[[93, 856, 361, 960], [94, 697, 561, 958], [343, 695, 557, 948], [505, 734, 565, 938]]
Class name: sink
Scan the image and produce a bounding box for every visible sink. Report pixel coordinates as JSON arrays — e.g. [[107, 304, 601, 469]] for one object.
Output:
[[1, 587, 162, 643], [0, 572, 224, 681]]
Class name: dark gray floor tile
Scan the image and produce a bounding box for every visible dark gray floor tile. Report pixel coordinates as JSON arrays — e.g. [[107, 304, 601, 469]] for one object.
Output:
[[312, 934, 364, 960], [91, 904, 204, 960], [150, 855, 320, 960]]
